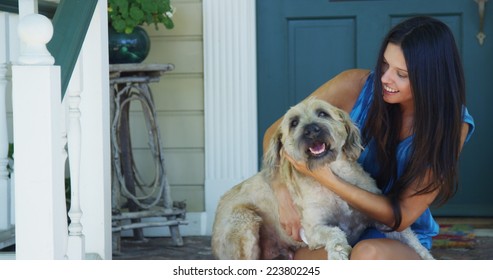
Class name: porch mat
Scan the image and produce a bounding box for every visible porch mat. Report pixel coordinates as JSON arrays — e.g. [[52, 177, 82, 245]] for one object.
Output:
[[432, 224, 476, 249]]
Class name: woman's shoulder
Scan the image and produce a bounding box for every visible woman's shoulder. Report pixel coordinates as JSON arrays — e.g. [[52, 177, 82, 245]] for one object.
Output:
[[311, 69, 372, 113], [337, 68, 372, 80], [331, 69, 372, 91]]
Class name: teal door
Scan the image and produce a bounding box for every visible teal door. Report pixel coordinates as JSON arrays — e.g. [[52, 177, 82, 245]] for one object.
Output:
[[257, 0, 493, 216]]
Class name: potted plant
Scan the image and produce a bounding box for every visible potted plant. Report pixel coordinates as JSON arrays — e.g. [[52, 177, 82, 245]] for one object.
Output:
[[107, 0, 176, 64], [108, 0, 175, 34]]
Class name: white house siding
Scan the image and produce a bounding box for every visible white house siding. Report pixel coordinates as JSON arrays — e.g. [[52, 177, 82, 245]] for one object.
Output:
[[134, 0, 205, 213]]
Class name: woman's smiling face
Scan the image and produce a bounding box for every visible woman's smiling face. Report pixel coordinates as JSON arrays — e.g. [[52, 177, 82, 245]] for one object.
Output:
[[380, 43, 413, 108]]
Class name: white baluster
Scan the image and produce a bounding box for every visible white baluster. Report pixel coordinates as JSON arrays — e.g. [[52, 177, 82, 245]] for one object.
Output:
[[59, 105, 68, 260], [8, 154, 14, 228], [0, 52, 10, 231], [61, 100, 68, 181], [6, 12, 19, 230], [18, 0, 38, 16], [77, 0, 112, 259], [0, 13, 16, 248], [66, 59, 85, 259]]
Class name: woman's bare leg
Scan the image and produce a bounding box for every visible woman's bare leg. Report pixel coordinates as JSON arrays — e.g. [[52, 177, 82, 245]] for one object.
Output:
[[350, 239, 421, 260], [294, 247, 328, 260], [294, 238, 423, 260]]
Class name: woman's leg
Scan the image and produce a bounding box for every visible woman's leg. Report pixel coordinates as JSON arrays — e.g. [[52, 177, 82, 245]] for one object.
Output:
[[350, 238, 421, 260], [293, 247, 328, 260], [293, 239, 423, 260]]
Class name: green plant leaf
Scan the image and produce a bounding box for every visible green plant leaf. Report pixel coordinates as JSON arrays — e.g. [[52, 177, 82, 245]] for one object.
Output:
[[141, 0, 157, 13], [111, 18, 127, 33], [129, 5, 145, 22], [163, 17, 174, 29], [8, 143, 13, 159], [108, 0, 175, 32]]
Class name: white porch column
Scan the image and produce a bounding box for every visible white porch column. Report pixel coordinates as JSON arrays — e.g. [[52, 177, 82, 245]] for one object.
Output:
[[203, 0, 258, 234], [12, 12, 67, 259]]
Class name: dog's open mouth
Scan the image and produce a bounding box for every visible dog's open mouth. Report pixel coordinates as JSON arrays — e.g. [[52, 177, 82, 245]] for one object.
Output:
[[307, 141, 328, 158]]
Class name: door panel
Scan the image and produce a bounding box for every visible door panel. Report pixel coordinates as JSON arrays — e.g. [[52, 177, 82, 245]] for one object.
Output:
[[257, 0, 493, 216], [288, 18, 357, 103]]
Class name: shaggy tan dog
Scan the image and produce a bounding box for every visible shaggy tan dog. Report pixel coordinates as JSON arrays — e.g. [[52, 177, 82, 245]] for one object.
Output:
[[211, 98, 433, 260]]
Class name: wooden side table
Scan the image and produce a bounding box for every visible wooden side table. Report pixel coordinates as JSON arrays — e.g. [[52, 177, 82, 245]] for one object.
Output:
[[109, 64, 187, 255]]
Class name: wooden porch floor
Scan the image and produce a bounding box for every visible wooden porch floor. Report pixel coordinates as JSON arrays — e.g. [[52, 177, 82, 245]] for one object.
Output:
[[2, 218, 491, 260], [112, 218, 493, 260]]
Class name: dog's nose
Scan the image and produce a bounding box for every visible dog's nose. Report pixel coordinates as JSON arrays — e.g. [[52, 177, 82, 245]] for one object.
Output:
[[303, 123, 321, 138]]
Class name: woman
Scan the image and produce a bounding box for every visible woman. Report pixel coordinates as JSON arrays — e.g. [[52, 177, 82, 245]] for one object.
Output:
[[263, 16, 475, 260]]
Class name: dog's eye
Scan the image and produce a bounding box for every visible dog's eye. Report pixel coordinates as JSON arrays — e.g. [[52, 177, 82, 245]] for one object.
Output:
[[317, 110, 329, 118], [290, 118, 299, 128]]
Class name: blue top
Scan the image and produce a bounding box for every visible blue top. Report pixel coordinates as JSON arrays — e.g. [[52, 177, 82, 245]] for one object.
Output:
[[349, 72, 475, 250]]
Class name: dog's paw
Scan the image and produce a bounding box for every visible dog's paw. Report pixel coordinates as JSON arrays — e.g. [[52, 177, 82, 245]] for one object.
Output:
[[327, 243, 352, 260]]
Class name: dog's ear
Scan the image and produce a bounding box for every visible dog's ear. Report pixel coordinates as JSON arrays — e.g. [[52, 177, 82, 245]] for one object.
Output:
[[262, 129, 283, 172], [339, 111, 363, 161]]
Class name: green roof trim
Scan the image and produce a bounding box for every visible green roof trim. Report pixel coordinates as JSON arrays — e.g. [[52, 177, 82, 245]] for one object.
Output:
[[47, 0, 98, 99]]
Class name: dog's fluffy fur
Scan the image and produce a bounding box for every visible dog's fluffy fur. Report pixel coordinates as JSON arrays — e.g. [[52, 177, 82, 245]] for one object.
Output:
[[211, 98, 434, 260]]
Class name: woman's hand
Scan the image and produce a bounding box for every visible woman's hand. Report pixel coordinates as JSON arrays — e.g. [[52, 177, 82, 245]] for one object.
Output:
[[271, 175, 302, 242], [281, 149, 340, 190], [274, 149, 341, 242]]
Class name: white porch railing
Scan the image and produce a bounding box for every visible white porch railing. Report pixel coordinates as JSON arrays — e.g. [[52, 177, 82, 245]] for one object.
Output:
[[1, 0, 111, 259], [0, 11, 17, 253]]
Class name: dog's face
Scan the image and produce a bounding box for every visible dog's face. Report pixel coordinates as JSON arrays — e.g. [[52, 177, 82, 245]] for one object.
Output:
[[264, 98, 362, 171]]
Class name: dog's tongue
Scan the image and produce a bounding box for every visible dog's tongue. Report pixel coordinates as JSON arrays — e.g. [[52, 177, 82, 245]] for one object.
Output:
[[309, 142, 326, 155]]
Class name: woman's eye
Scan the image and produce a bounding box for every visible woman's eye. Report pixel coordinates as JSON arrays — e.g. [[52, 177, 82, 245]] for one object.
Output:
[[397, 72, 408, 79], [381, 62, 389, 73]]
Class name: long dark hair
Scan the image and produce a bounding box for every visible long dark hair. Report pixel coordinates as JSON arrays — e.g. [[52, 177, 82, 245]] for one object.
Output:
[[363, 16, 466, 230]]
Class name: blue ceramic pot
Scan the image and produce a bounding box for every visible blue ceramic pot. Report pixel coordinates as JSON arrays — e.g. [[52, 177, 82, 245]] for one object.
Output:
[[108, 25, 151, 64]]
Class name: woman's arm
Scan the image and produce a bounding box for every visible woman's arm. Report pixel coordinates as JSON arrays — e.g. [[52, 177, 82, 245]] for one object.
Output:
[[283, 122, 471, 231], [287, 157, 437, 231], [270, 174, 302, 241]]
